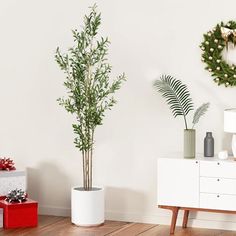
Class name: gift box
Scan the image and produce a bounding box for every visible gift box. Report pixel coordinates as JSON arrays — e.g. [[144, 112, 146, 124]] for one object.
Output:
[[0, 199, 37, 229], [0, 170, 26, 197], [0, 208, 3, 228]]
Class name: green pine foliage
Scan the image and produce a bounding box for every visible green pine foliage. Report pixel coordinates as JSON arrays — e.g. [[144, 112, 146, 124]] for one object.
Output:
[[55, 4, 126, 190], [200, 21, 236, 87], [154, 75, 209, 130]]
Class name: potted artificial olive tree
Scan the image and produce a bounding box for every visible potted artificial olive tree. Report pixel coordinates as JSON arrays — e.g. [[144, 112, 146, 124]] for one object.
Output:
[[154, 75, 209, 158], [55, 5, 125, 226]]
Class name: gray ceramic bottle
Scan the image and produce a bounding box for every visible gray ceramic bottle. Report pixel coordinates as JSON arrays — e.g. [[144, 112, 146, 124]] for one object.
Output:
[[204, 132, 214, 157]]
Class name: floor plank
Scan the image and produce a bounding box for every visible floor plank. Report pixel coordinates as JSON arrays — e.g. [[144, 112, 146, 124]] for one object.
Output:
[[0, 215, 65, 235], [22, 218, 129, 236], [174, 227, 236, 236], [1, 216, 236, 235], [139, 225, 236, 236], [107, 223, 156, 236], [138, 225, 173, 236]]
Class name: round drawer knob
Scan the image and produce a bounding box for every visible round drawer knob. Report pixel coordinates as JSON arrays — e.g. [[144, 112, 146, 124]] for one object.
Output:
[[217, 162, 220, 165], [217, 179, 220, 181], [196, 161, 198, 164], [217, 195, 220, 198]]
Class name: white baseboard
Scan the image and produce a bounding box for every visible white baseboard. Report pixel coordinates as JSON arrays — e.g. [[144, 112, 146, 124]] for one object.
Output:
[[38, 206, 236, 231], [39, 205, 70, 217]]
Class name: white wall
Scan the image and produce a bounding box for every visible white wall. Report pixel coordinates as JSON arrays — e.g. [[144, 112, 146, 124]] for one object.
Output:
[[1, 0, 236, 230]]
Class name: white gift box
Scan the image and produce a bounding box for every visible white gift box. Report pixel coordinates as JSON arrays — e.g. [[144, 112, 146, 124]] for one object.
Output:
[[0, 170, 26, 196], [0, 208, 3, 228]]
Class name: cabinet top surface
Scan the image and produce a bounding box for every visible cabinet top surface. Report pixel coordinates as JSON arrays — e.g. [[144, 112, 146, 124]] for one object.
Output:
[[159, 153, 235, 163]]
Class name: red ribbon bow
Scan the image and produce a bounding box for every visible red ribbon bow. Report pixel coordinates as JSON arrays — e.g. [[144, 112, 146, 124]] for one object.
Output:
[[0, 158, 16, 171]]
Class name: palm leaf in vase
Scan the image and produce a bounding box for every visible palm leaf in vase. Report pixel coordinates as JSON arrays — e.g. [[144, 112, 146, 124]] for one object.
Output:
[[154, 75, 194, 129], [192, 103, 210, 128]]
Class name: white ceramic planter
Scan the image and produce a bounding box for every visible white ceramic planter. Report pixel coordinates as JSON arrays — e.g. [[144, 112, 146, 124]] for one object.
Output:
[[71, 187, 104, 226]]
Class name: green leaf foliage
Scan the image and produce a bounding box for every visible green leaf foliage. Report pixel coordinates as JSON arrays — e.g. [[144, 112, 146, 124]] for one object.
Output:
[[55, 4, 126, 152], [200, 20, 236, 87], [192, 103, 210, 128], [153, 75, 194, 129]]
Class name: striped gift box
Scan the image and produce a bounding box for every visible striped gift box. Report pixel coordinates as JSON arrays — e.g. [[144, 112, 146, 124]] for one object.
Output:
[[0, 170, 26, 197], [0, 208, 3, 228]]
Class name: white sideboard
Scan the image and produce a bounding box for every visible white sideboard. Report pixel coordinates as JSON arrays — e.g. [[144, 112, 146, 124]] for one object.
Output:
[[157, 156, 236, 234]]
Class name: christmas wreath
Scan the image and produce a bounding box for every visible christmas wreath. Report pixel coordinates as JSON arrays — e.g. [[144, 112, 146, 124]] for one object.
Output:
[[200, 21, 236, 87]]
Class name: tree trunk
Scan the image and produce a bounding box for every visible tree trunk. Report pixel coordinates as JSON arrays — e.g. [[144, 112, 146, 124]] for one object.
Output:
[[82, 151, 86, 189], [83, 149, 93, 190]]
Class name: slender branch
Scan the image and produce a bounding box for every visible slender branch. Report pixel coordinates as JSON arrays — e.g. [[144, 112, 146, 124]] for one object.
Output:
[[85, 151, 89, 190], [89, 130, 94, 189], [184, 115, 188, 130], [87, 151, 89, 190], [82, 151, 86, 189]]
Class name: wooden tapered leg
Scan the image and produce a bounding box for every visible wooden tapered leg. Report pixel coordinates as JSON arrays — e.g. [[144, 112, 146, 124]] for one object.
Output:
[[170, 207, 179, 234], [182, 210, 189, 228]]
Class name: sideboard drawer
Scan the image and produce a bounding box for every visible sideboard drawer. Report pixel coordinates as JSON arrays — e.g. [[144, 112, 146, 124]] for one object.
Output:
[[200, 193, 236, 211], [200, 161, 236, 178], [200, 177, 236, 195]]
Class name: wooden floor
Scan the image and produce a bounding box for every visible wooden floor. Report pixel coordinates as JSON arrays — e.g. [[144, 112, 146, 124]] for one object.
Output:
[[1, 215, 236, 235]]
